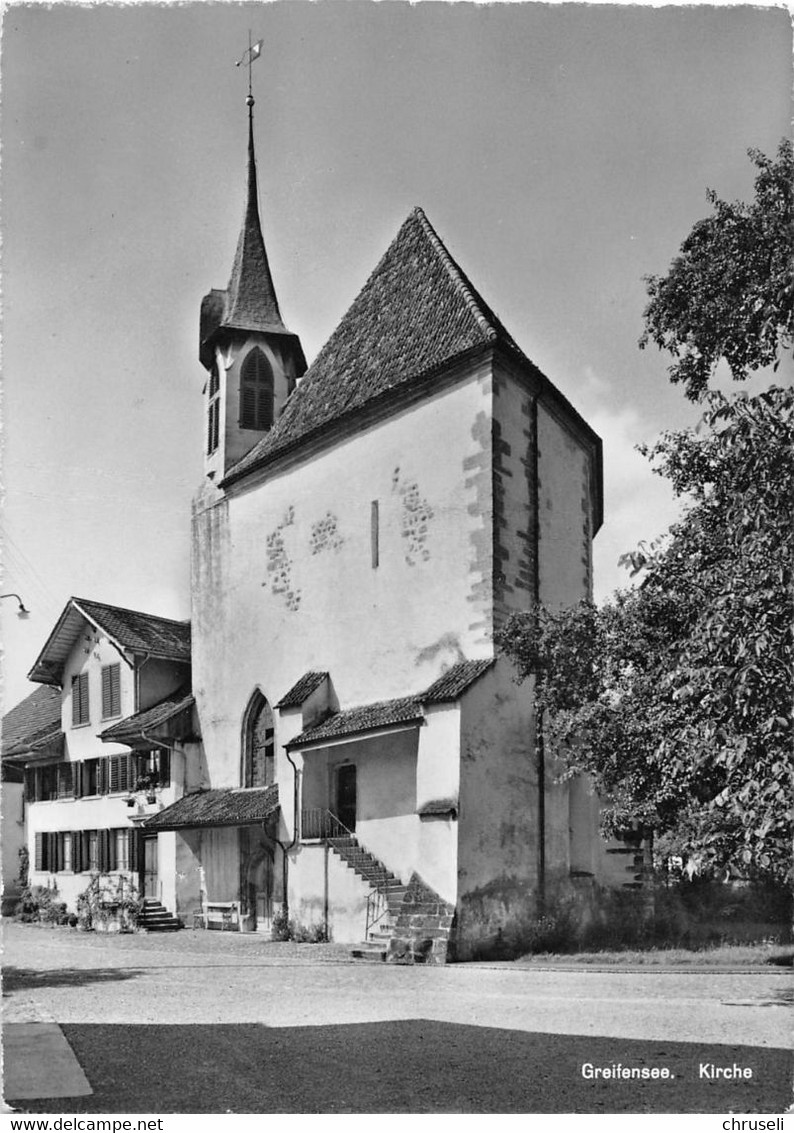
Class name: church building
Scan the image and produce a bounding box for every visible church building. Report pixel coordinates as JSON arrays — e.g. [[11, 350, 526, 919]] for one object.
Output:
[[141, 91, 634, 961]]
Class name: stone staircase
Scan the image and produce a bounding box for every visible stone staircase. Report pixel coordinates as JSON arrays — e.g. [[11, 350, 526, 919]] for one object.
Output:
[[138, 898, 182, 932], [326, 836, 407, 961]]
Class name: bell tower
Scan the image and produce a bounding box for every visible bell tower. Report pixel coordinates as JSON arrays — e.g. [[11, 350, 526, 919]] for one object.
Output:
[[199, 89, 306, 480]]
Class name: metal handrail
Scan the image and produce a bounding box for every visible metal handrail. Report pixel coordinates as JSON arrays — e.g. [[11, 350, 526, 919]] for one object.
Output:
[[301, 808, 395, 939], [300, 807, 355, 841]]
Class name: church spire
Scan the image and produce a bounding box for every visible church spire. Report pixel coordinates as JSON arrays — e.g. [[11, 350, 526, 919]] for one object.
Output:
[[222, 96, 287, 335]]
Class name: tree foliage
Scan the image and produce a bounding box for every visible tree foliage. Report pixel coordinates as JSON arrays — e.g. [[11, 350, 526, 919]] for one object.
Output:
[[640, 139, 793, 401], [498, 142, 793, 880]]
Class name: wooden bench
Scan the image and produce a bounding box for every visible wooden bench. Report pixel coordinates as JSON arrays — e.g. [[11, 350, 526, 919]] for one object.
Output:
[[193, 901, 239, 931]]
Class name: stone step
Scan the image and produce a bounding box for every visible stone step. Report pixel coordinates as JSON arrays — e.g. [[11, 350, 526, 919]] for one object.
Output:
[[350, 944, 387, 963]]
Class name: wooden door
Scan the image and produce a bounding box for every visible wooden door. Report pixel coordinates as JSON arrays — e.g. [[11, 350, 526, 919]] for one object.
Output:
[[142, 835, 158, 899], [336, 763, 357, 832]]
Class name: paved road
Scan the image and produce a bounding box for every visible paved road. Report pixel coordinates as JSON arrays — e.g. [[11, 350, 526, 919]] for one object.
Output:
[[3, 923, 792, 1113]]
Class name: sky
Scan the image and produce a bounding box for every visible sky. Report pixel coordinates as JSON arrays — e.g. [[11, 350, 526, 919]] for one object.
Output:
[[1, 0, 791, 711]]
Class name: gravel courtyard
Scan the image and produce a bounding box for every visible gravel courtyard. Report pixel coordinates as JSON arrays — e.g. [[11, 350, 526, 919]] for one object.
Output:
[[3, 922, 791, 1113]]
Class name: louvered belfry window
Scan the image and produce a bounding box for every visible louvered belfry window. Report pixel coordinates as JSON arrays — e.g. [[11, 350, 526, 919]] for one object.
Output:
[[101, 663, 121, 719], [72, 672, 89, 726], [239, 348, 274, 431], [207, 361, 221, 455]]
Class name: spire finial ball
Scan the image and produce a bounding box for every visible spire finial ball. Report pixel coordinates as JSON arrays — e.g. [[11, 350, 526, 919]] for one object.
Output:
[[246, 95, 255, 108]]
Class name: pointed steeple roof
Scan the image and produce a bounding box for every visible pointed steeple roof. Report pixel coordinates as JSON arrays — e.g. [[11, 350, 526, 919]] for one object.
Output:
[[221, 108, 288, 335], [224, 206, 527, 484], [200, 106, 297, 366]]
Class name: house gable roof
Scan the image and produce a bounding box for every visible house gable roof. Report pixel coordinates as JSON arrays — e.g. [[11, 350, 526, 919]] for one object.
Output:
[[2, 685, 62, 758], [223, 207, 526, 486], [27, 598, 191, 686], [99, 686, 195, 748]]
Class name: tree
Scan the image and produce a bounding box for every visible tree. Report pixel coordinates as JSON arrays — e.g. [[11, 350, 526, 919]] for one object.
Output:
[[640, 139, 793, 401], [498, 142, 793, 880]]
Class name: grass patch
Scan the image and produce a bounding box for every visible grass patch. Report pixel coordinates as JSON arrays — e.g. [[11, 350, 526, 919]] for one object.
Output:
[[515, 942, 794, 967]]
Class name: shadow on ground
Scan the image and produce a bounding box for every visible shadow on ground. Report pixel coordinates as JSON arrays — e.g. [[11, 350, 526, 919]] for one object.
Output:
[[6, 1022, 791, 1114], [3, 967, 144, 993]]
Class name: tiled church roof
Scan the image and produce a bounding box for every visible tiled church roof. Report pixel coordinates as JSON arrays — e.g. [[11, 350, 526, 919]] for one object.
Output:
[[223, 207, 527, 485], [276, 671, 329, 709], [421, 659, 494, 703]]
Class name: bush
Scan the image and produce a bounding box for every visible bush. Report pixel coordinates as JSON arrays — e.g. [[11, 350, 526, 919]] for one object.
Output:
[[270, 910, 328, 943], [76, 874, 141, 932], [14, 884, 69, 925]]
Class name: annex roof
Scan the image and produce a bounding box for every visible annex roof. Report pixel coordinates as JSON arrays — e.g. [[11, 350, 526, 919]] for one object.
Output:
[[223, 206, 526, 486], [99, 686, 195, 748], [27, 598, 191, 687], [286, 659, 495, 749], [143, 785, 279, 831], [2, 685, 62, 759], [276, 671, 329, 709], [288, 696, 424, 749], [421, 658, 494, 703]]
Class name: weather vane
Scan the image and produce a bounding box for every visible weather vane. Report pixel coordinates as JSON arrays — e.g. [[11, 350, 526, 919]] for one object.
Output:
[[236, 31, 264, 107]]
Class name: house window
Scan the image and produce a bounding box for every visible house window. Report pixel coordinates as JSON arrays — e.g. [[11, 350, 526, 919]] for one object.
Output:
[[101, 663, 121, 719], [115, 829, 130, 871], [61, 833, 73, 873], [72, 672, 89, 726], [242, 692, 275, 788], [134, 750, 170, 791], [239, 348, 274, 431], [57, 763, 74, 799], [83, 759, 99, 796], [107, 754, 131, 794], [39, 764, 59, 802]]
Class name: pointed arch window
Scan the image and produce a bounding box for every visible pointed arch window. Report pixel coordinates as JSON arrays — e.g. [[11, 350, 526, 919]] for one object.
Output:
[[242, 691, 275, 788], [240, 348, 274, 432]]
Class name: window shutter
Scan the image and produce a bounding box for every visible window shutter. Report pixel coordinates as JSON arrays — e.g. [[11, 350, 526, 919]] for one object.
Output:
[[108, 757, 119, 794], [24, 768, 36, 802], [107, 829, 117, 871], [98, 758, 107, 795], [73, 830, 82, 873], [240, 384, 258, 430], [47, 832, 58, 873], [129, 828, 141, 875], [72, 675, 81, 726], [34, 832, 44, 871], [73, 762, 82, 798], [82, 831, 91, 871], [159, 750, 171, 785]]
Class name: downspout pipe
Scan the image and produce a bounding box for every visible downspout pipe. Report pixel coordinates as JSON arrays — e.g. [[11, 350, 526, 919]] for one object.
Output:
[[276, 747, 300, 919], [530, 394, 545, 914]]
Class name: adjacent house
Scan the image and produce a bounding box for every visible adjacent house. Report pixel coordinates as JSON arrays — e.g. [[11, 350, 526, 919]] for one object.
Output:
[[6, 598, 199, 923], [0, 685, 60, 911], [143, 100, 632, 960]]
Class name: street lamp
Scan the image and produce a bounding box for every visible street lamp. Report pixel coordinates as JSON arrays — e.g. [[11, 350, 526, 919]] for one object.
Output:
[[0, 594, 30, 619]]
